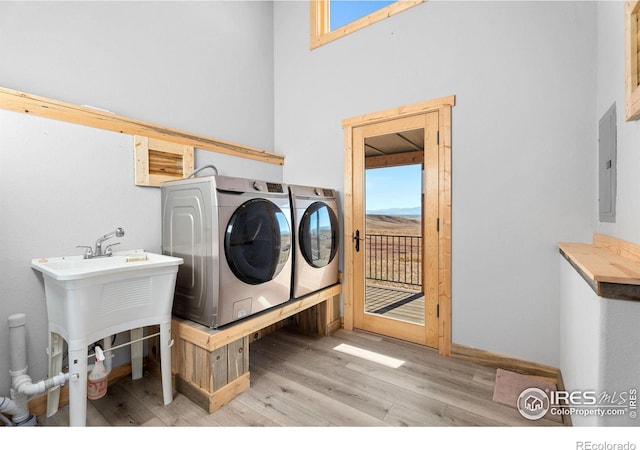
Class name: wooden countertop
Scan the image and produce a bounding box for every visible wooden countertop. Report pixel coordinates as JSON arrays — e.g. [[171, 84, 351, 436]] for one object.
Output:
[[559, 234, 640, 301]]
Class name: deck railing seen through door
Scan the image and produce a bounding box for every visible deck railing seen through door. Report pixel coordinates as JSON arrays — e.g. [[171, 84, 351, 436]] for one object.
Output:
[[365, 233, 422, 288]]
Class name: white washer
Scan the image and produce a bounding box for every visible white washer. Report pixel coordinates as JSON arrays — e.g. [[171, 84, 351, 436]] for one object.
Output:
[[289, 184, 340, 299], [161, 175, 292, 328]]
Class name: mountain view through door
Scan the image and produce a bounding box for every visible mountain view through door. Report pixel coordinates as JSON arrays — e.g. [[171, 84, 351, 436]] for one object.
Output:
[[348, 103, 449, 350], [365, 164, 424, 325], [352, 113, 439, 346]]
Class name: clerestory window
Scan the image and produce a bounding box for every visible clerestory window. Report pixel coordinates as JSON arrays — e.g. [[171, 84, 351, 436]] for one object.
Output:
[[310, 0, 425, 49]]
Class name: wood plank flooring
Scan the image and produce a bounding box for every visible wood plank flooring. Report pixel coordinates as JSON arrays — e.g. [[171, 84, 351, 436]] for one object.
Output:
[[36, 327, 564, 427]]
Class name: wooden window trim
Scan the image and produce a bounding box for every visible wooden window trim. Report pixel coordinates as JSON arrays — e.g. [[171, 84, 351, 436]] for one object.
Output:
[[310, 0, 425, 50], [625, 1, 640, 121]]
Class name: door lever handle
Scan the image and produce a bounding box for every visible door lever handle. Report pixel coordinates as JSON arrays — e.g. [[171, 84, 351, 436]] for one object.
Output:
[[352, 230, 361, 252]]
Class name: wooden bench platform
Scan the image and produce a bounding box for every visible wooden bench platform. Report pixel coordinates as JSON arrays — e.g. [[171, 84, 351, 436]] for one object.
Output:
[[170, 283, 342, 413]]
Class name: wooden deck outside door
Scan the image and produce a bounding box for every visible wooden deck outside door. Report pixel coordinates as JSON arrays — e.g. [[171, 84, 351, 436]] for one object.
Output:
[[342, 97, 453, 354]]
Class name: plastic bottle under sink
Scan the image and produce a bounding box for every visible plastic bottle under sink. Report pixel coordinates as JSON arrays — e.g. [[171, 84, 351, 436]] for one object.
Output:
[[87, 346, 108, 400]]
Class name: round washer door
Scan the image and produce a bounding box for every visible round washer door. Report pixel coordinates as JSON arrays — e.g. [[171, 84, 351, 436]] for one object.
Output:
[[299, 201, 339, 268], [224, 198, 291, 285]]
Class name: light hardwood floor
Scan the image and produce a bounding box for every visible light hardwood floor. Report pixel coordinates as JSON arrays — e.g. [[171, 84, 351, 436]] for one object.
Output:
[[36, 327, 564, 427]]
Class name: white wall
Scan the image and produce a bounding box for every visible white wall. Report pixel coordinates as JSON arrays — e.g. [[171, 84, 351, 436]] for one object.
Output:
[[273, 1, 596, 367], [0, 1, 278, 395], [597, 2, 640, 239], [559, 258, 602, 427], [556, 0, 640, 426], [560, 256, 640, 427], [0, 1, 274, 151]]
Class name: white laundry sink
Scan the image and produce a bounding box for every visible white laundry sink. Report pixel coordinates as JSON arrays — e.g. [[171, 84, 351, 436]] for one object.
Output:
[[32, 249, 181, 281], [31, 249, 182, 426], [31, 249, 183, 347]]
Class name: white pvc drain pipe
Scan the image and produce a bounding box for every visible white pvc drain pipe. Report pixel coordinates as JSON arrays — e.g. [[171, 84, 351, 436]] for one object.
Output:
[[1, 313, 68, 426]]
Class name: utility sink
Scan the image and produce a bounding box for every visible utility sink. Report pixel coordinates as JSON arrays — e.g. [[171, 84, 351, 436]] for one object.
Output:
[[31, 249, 181, 281], [31, 249, 183, 426], [31, 249, 183, 344]]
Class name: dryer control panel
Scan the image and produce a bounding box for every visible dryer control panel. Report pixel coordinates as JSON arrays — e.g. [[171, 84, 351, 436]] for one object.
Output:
[[251, 180, 284, 193], [266, 182, 284, 193]]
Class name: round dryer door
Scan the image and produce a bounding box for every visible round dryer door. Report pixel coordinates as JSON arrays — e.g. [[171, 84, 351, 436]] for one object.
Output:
[[299, 201, 339, 268], [224, 198, 291, 285]]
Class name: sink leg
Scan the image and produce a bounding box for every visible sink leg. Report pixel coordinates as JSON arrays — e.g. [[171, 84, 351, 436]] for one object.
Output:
[[130, 328, 143, 380], [46, 332, 63, 417], [67, 346, 88, 426], [160, 322, 173, 405]]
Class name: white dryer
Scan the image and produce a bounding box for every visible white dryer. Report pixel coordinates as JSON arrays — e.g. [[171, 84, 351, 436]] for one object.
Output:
[[289, 184, 340, 299], [161, 175, 292, 328]]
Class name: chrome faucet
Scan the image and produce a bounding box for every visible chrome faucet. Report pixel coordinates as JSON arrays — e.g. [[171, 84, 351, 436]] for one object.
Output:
[[77, 227, 125, 259]]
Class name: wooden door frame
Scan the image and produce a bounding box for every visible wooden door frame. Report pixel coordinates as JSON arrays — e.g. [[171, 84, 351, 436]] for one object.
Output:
[[341, 95, 454, 355]]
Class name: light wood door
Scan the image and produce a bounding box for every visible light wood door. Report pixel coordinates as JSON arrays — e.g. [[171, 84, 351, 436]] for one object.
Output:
[[352, 112, 439, 347]]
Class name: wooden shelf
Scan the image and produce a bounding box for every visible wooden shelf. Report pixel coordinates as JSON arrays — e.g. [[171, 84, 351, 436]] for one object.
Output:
[[558, 234, 640, 301], [0, 86, 284, 165]]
